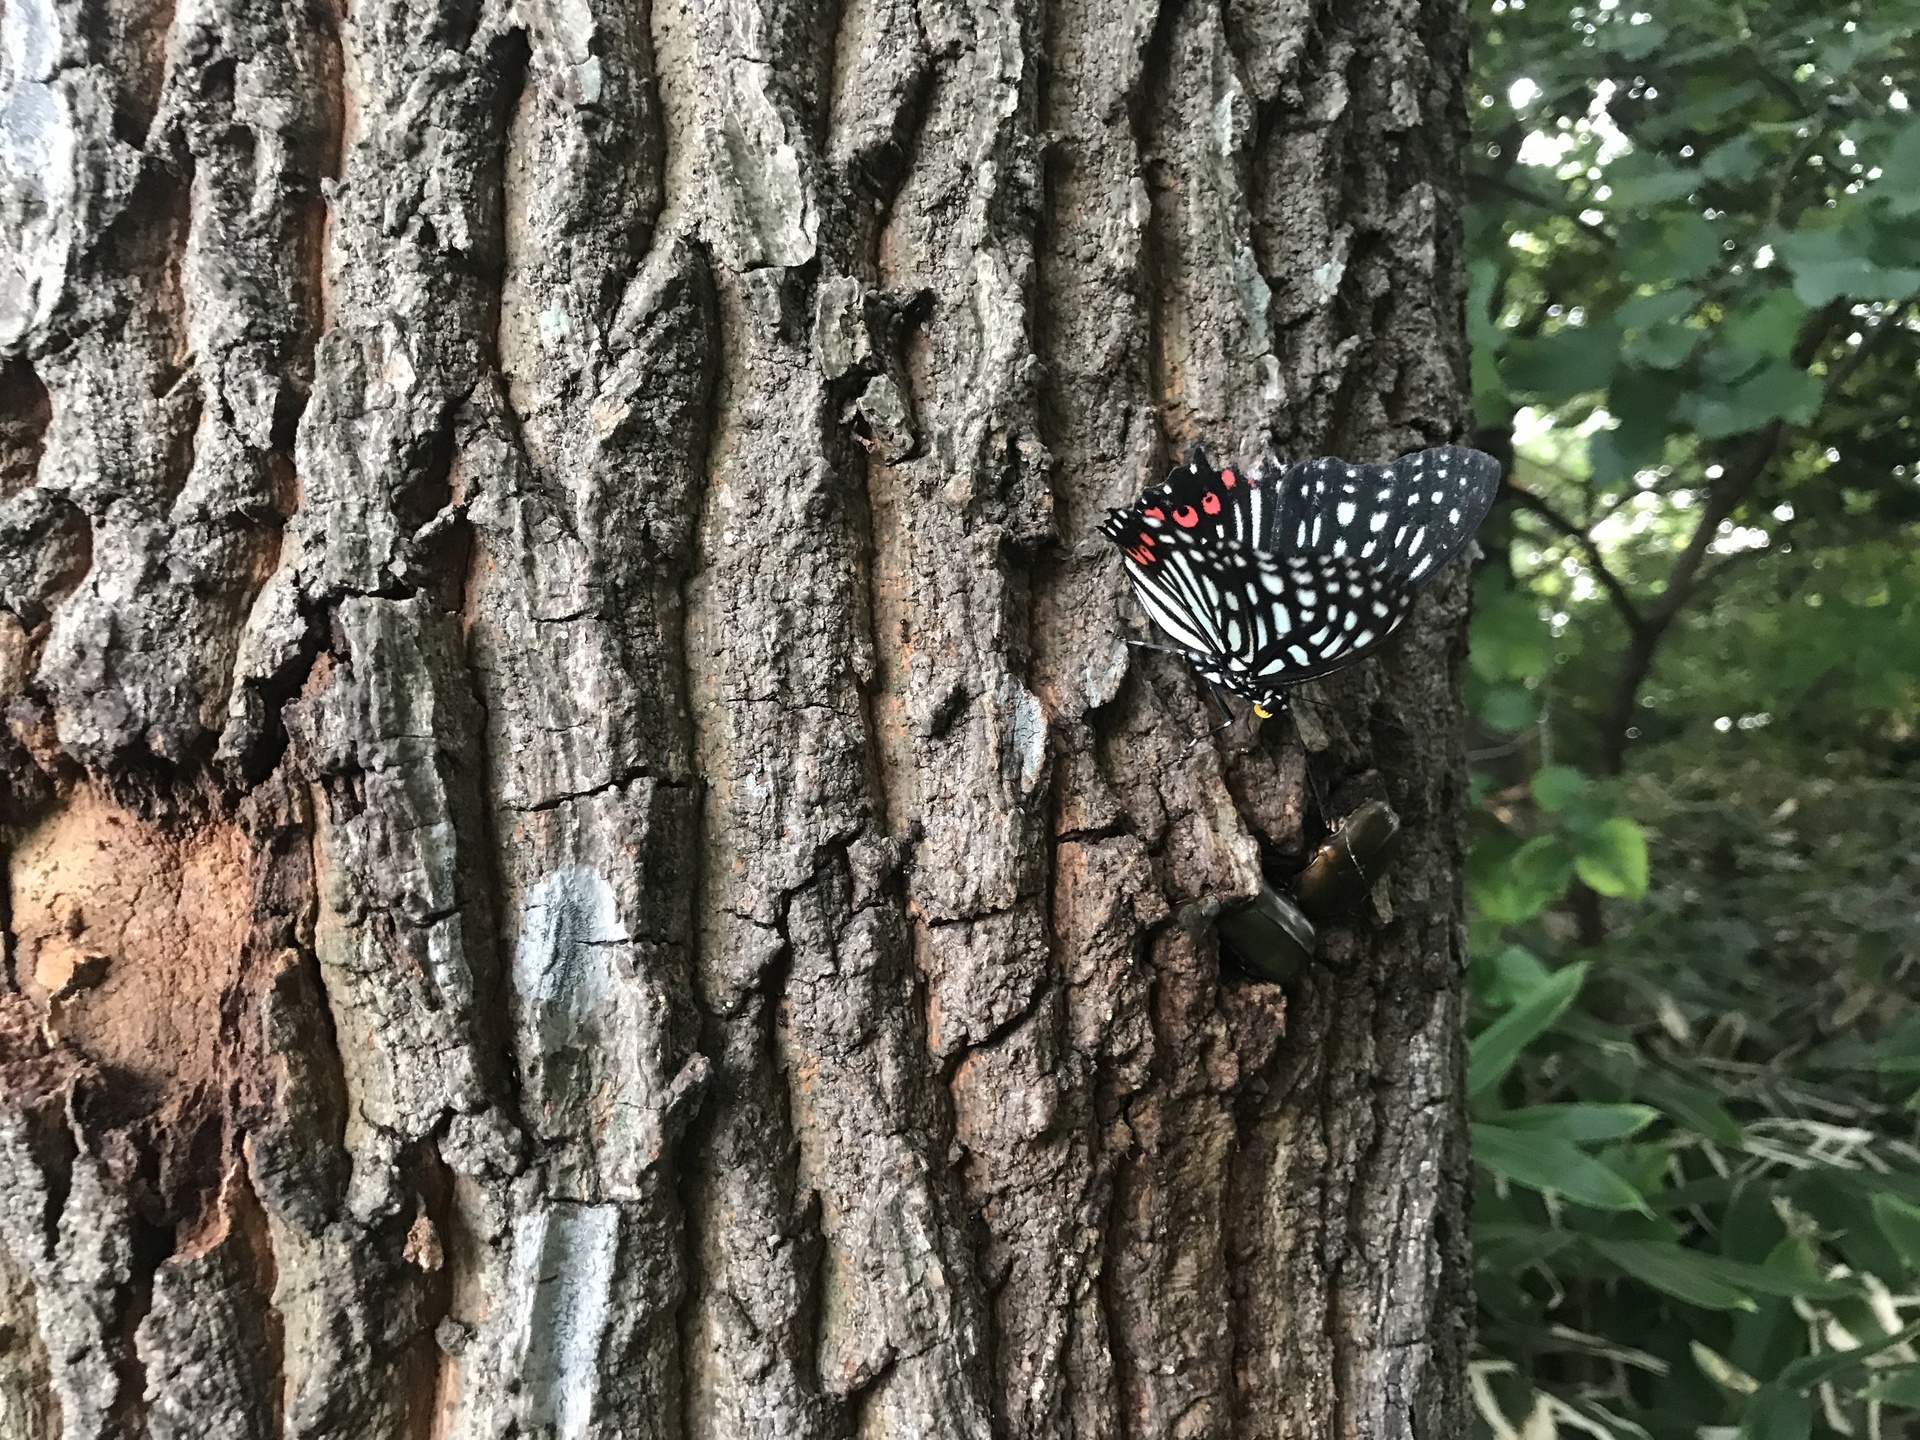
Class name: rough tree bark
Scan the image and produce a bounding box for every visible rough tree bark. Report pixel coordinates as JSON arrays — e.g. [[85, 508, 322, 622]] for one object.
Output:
[[0, 0, 1481, 1432]]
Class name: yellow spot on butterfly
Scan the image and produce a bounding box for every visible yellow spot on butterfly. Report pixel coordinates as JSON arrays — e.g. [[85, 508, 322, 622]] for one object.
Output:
[[1252, 703, 1273, 719]]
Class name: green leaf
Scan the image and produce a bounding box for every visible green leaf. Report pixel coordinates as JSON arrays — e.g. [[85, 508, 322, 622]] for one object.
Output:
[[1587, 1238, 1757, 1310], [1723, 289, 1808, 360], [1615, 286, 1701, 331], [1467, 259, 1506, 351], [1475, 1125, 1648, 1211], [1469, 962, 1588, 1096], [1701, 134, 1767, 184], [1686, 362, 1823, 439], [1470, 578, 1554, 682], [1512, 833, 1574, 902], [1737, 1387, 1811, 1440], [1775, 226, 1920, 306], [1480, 944, 1553, 1009], [1734, 362, 1823, 427], [1625, 213, 1722, 283], [1474, 1219, 1577, 1270], [1530, 765, 1588, 812], [1700, 342, 1766, 385], [1875, 119, 1920, 217], [1870, 1192, 1920, 1271], [1673, 77, 1762, 132], [1471, 345, 1510, 424], [1863, 1368, 1920, 1405], [1776, 1317, 1920, 1390], [1493, 1103, 1660, 1144], [1502, 323, 1622, 403], [1576, 818, 1649, 898], [1637, 1074, 1745, 1146], [1623, 322, 1701, 371], [1476, 682, 1538, 735], [1609, 161, 1701, 208], [1751, 1236, 1856, 1299], [1595, 366, 1681, 482], [1598, 16, 1666, 61]]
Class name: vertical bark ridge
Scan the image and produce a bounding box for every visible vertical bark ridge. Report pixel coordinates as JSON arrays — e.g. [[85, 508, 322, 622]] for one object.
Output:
[[0, 1235, 59, 1440], [22, 0, 334, 772], [1039, 0, 1278, 1434], [846, 0, 1102, 1427], [220, 0, 524, 1431], [649, 0, 850, 1429], [1032, 0, 1479, 1436], [666, 0, 999, 1418], [1220, 3, 1480, 1437], [443, 0, 718, 1425]]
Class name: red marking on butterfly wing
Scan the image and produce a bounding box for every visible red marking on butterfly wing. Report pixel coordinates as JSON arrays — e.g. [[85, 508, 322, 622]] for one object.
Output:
[[1201, 491, 1222, 515], [1172, 505, 1199, 527]]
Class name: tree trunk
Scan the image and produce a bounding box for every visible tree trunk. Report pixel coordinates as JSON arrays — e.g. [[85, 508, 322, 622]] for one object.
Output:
[[0, 0, 1481, 1432]]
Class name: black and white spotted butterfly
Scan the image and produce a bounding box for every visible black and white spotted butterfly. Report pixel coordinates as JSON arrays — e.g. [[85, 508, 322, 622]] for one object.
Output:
[[1102, 444, 1503, 718]]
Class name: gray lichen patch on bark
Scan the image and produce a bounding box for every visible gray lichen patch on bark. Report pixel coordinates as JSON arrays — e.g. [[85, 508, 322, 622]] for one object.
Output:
[[1, 0, 1483, 1431]]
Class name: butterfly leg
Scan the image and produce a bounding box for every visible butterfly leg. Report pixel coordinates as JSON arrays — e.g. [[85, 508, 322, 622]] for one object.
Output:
[[1126, 638, 1194, 659], [1175, 681, 1240, 757], [1296, 729, 1332, 836]]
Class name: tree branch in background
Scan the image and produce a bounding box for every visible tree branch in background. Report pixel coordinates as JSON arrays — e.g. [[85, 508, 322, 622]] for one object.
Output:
[[1508, 484, 1649, 638], [1468, 170, 1614, 243], [1564, 304, 1851, 947], [1593, 299, 1850, 777]]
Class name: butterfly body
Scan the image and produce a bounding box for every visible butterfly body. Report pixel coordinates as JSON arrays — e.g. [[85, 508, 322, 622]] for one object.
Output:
[[1103, 445, 1503, 716]]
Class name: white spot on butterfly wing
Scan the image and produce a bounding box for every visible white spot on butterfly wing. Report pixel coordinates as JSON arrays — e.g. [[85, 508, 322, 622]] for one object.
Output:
[[1337, 501, 1356, 526]]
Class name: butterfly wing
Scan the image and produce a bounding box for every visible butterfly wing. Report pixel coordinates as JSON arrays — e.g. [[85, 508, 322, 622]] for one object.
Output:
[[1256, 445, 1501, 586], [1235, 551, 1422, 685], [1115, 535, 1229, 658], [1101, 447, 1266, 662], [1105, 443, 1503, 700]]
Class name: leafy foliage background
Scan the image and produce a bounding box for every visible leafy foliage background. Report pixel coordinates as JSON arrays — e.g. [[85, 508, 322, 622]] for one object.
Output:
[[1463, 2, 1920, 1435]]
